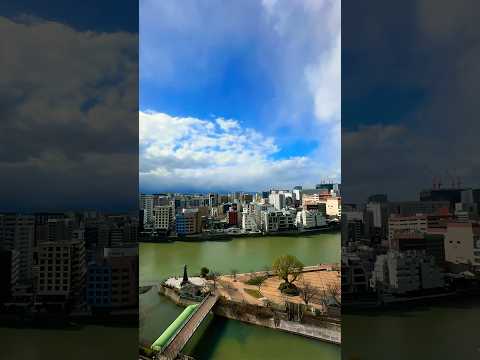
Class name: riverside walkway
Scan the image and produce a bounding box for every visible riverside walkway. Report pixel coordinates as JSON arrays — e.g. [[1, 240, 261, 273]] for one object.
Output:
[[157, 293, 219, 360]]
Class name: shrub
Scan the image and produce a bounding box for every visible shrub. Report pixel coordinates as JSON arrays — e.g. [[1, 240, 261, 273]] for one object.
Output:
[[278, 282, 300, 296], [200, 267, 209, 278], [245, 275, 267, 286]]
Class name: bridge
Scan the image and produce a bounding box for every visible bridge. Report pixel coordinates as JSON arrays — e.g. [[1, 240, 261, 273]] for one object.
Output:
[[153, 293, 219, 360]]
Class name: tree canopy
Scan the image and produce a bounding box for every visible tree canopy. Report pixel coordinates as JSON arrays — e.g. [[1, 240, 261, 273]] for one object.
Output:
[[272, 254, 304, 285]]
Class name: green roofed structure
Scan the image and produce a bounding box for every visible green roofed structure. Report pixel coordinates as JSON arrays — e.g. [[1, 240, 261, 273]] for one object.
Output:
[[151, 304, 199, 352]]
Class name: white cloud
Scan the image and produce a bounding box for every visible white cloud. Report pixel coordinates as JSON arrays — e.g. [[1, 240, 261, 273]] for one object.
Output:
[[260, 0, 340, 123], [140, 1, 341, 189], [216, 118, 240, 132], [140, 111, 336, 192], [259, 0, 341, 172], [306, 32, 341, 123]]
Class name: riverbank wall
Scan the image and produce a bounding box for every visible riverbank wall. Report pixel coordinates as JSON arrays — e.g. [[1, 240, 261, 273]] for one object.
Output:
[[158, 285, 199, 307], [157, 285, 341, 345], [141, 226, 339, 243], [213, 299, 341, 344]]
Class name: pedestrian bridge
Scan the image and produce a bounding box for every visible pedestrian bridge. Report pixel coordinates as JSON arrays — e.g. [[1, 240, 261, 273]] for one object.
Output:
[[151, 293, 219, 360]]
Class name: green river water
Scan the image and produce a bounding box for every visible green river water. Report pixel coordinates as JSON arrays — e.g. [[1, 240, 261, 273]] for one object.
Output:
[[139, 232, 341, 360], [343, 297, 480, 360], [2, 231, 477, 359], [0, 325, 138, 360]]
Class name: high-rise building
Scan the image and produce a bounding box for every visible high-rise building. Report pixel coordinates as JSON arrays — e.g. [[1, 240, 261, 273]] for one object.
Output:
[[153, 205, 175, 231], [227, 210, 239, 226], [175, 209, 201, 235], [269, 191, 286, 210], [0, 213, 35, 283], [34, 239, 86, 306], [0, 249, 19, 302], [86, 261, 112, 308], [242, 210, 258, 231], [140, 194, 154, 228], [208, 193, 219, 207], [104, 247, 138, 308]]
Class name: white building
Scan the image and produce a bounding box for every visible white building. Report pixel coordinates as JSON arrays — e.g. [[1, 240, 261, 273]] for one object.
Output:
[[242, 211, 258, 232], [295, 210, 326, 229], [269, 191, 286, 210], [325, 197, 341, 218], [444, 222, 480, 268], [293, 187, 303, 204], [371, 250, 444, 294], [140, 194, 154, 228], [153, 204, 175, 231]]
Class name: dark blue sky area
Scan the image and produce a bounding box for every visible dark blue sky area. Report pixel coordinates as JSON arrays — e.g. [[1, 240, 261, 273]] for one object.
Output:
[[0, 0, 137, 32]]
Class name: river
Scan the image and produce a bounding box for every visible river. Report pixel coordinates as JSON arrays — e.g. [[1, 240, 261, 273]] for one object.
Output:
[[139, 232, 341, 360], [343, 297, 480, 359], [0, 325, 138, 360]]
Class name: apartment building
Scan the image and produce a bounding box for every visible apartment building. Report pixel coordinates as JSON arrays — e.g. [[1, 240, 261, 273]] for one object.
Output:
[[444, 222, 480, 269], [371, 250, 444, 294], [0, 249, 19, 302], [295, 209, 326, 229], [262, 210, 296, 232], [86, 262, 112, 307], [242, 211, 258, 231], [35, 240, 86, 305], [176, 209, 201, 235], [104, 247, 138, 308], [0, 213, 35, 283], [153, 204, 175, 231]]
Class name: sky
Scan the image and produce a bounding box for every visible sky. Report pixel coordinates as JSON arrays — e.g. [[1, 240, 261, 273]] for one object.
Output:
[[342, 0, 480, 203], [0, 2, 138, 211], [139, 0, 341, 193]]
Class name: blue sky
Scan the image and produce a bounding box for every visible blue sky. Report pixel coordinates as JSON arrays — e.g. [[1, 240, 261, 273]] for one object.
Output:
[[140, 0, 340, 193]]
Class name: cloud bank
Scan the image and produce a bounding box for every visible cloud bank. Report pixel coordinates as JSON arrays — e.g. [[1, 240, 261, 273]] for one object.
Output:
[[0, 16, 138, 211], [140, 111, 337, 192]]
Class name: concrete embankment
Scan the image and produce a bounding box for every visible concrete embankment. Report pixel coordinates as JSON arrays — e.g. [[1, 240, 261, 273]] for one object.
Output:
[[213, 299, 341, 345], [158, 285, 200, 307], [141, 225, 338, 243], [158, 285, 341, 345]]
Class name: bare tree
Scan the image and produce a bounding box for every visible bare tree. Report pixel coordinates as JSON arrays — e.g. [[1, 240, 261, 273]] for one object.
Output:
[[230, 269, 238, 282], [210, 271, 221, 290], [299, 276, 320, 305], [325, 281, 341, 305]]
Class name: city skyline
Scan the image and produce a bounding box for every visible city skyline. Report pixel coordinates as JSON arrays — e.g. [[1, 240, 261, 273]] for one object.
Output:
[[140, 181, 340, 196], [140, 0, 340, 194]]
